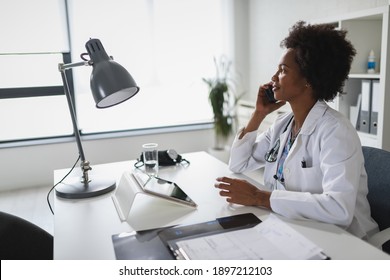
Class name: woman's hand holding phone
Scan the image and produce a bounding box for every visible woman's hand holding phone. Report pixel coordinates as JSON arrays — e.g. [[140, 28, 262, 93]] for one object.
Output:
[[257, 83, 285, 111]]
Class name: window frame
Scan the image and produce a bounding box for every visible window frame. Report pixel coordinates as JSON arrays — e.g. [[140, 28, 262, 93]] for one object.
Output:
[[0, 53, 73, 100]]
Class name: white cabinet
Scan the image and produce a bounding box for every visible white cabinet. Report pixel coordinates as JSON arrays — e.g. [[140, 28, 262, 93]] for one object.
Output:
[[317, 6, 390, 151]]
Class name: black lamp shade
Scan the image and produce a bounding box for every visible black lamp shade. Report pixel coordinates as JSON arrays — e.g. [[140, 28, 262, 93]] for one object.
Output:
[[86, 38, 140, 108]]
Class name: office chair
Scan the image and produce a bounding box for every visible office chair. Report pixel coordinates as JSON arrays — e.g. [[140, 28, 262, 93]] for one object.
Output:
[[0, 211, 53, 260], [362, 146, 390, 254]]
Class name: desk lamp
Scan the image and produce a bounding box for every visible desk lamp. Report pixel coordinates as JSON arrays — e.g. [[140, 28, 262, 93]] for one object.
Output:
[[56, 38, 139, 199]]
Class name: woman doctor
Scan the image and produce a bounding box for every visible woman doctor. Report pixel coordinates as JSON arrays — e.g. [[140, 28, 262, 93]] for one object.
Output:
[[215, 21, 378, 238]]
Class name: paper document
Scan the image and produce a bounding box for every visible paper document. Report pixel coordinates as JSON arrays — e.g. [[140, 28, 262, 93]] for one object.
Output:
[[174, 214, 328, 260]]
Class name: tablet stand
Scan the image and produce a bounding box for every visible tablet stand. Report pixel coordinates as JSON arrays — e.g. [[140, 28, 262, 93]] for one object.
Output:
[[112, 171, 193, 221]]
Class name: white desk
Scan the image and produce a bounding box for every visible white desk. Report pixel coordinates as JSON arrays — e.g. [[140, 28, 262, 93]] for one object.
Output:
[[54, 151, 389, 260]]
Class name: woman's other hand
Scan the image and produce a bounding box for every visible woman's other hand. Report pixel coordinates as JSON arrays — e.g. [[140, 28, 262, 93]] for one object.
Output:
[[215, 176, 271, 209]]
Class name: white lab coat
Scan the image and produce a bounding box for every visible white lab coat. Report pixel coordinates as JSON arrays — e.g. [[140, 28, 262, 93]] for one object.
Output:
[[229, 101, 378, 238]]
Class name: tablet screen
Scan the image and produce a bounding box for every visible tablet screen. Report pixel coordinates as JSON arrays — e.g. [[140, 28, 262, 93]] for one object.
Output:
[[132, 170, 197, 208]]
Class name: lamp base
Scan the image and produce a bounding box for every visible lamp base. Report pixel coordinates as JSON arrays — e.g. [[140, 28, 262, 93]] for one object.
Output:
[[55, 176, 116, 199]]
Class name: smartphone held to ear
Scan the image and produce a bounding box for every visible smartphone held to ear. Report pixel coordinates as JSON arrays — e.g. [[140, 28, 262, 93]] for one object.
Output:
[[265, 86, 277, 103]]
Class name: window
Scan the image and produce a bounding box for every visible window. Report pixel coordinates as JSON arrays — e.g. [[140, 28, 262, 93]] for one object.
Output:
[[69, 0, 230, 134], [0, 0, 72, 142], [0, 0, 232, 142], [0, 53, 74, 141]]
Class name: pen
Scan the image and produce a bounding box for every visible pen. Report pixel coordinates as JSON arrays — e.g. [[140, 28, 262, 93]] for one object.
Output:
[[301, 157, 307, 168]]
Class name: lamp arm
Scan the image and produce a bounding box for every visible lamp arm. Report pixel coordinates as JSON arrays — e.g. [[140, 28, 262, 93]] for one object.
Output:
[[59, 62, 91, 182], [59, 61, 90, 71]]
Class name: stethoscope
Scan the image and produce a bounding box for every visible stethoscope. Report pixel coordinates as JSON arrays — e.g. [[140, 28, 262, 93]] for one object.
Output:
[[264, 116, 294, 184], [264, 116, 294, 163]]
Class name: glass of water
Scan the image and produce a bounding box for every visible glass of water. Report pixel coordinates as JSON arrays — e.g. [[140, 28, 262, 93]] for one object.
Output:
[[142, 143, 158, 176]]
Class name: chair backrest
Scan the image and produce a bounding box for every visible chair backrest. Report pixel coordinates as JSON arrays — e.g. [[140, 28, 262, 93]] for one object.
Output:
[[362, 146, 390, 232], [0, 211, 53, 260]]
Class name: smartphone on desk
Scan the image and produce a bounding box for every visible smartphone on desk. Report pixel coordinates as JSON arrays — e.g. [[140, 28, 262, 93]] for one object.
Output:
[[265, 85, 277, 103]]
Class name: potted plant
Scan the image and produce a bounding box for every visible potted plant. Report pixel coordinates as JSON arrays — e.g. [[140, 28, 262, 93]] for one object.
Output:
[[203, 56, 243, 150]]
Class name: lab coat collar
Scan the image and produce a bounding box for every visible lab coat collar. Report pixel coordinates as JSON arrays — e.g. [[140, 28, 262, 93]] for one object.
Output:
[[299, 100, 328, 136]]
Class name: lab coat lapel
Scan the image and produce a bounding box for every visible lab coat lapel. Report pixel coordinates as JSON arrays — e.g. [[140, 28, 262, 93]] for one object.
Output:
[[286, 101, 328, 158]]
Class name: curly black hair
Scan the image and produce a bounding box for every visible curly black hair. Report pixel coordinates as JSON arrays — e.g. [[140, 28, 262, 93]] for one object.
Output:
[[280, 21, 356, 101]]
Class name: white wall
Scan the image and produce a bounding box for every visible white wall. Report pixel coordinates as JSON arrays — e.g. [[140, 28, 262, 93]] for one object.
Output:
[[246, 0, 390, 102], [0, 128, 215, 192]]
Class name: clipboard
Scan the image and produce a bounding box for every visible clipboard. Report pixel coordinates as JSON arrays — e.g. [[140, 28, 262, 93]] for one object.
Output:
[[111, 213, 261, 260], [168, 214, 331, 260], [159, 213, 262, 259]]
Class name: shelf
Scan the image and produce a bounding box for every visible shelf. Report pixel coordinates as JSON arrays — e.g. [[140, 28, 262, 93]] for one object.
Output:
[[357, 131, 377, 139], [357, 131, 379, 148], [348, 73, 380, 79]]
